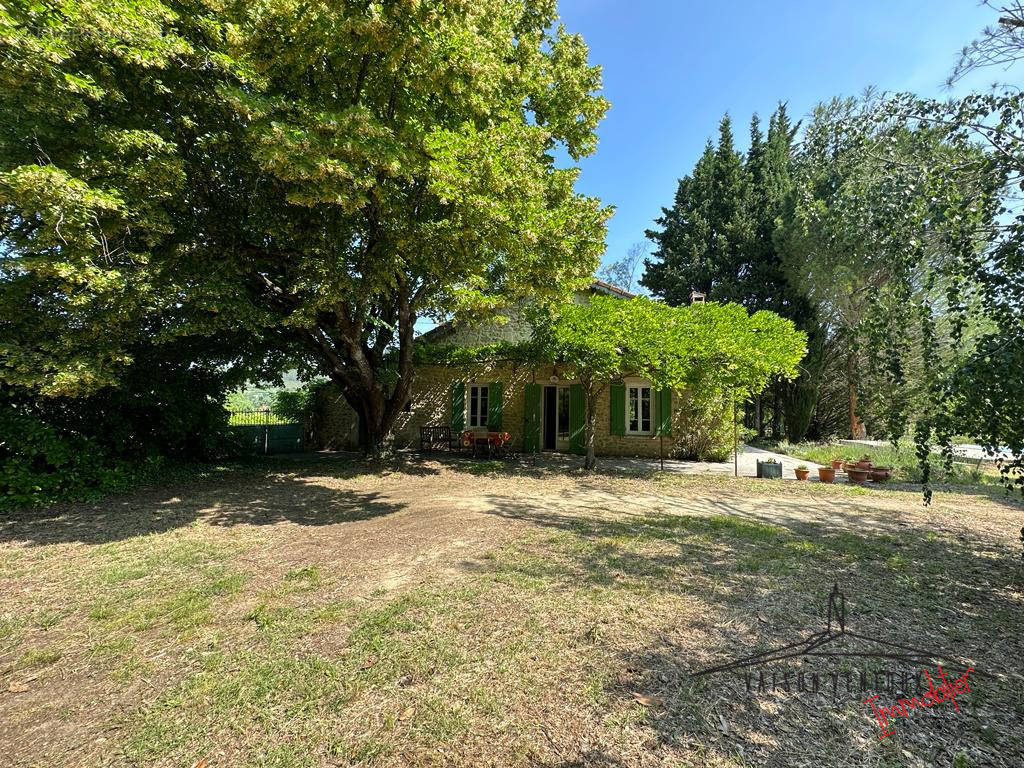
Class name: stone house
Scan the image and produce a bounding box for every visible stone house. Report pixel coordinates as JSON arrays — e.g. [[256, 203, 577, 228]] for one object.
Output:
[[315, 280, 726, 458]]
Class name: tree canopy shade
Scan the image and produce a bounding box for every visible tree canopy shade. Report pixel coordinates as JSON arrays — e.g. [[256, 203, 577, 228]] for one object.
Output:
[[0, 0, 611, 453], [531, 295, 806, 468]]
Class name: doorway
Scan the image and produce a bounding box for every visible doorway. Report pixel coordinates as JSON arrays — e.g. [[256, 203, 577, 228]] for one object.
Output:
[[543, 385, 571, 451]]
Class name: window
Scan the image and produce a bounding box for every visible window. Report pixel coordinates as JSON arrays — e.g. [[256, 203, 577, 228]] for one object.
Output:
[[627, 385, 652, 434], [557, 387, 570, 438], [469, 385, 488, 428]]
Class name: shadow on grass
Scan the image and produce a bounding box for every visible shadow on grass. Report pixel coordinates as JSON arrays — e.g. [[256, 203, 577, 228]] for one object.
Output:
[[471, 488, 1024, 766], [0, 467, 408, 547]]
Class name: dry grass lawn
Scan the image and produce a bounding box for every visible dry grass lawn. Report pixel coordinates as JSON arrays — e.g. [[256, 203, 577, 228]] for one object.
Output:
[[1, 456, 1022, 767]]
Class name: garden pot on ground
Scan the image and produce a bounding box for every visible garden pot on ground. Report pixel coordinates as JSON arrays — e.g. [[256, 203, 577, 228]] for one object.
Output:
[[795, 467, 810, 481], [847, 467, 869, 484], [831, 459, 843, 470], [756, 460, 783, 479], [870, 467, 892, 483], [818, 466, 836, 483], [855, 458, 873, 470]]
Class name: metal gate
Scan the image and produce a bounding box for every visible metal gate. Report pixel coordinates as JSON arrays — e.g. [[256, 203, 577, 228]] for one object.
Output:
[[228, 410, 304, 454]]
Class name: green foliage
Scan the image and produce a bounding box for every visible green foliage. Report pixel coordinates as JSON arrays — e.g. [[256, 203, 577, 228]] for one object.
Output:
[[670, 389, 733, 462], [528, 294, 806, 467], [226, 391, 256, 412], [0, 340, 246, 508], [643, 107, 798, 315], [0, 406, 149, 508], [271, 382, 325, 424], [774, 440, 993, 487], [412, 341, 536, 368], [643, 105, 820, 442], [1, 0, 611, 457], [535, 295, 806, 399], [0, 0, 234, 396]]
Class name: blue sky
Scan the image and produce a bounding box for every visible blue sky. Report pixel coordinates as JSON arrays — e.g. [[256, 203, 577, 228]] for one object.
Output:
[[556, 0, 999, 273]]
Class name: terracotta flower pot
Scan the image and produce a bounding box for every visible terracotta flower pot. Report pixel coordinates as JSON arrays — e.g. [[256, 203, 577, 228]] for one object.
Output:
[[831, 459, 843, 470], [856, 459, 873, 470], [818, 466, 836, 483], [795, 468, 810, 481], [847, 467, 869, 484], [870, 467, 892, 483]]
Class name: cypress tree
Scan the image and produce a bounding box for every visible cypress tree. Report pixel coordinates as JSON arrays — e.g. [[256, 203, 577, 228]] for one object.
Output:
[[642, 115, 752, 305], [644, 105, 824, 442]]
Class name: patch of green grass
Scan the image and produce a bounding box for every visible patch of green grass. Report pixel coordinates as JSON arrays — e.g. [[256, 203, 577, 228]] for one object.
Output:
[[461, 459, 507, 474], [124, 650, 353, 764], [32, 608, 68, 630], [0, 613, 22, 641], [18, 646, 62, 668], [284, 564, 322, 589], [123, 585, 483, 765], [772, 439, 1000, 487], [79, 535, 248, 636], [88, 633, 135, 661]]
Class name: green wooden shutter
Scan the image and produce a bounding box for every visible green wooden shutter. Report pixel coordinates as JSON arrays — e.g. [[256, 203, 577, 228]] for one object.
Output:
[[657, 388, 672, 436], [451, 381, 465, 432], [488, 381, 503, 429], [569, 383, 585, 455], [523, 382, 541, 452], [609, 382, 626, 437]]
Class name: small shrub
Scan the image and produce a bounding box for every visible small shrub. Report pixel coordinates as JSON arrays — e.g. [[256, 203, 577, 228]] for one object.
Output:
[[670, 390, 733, 461]]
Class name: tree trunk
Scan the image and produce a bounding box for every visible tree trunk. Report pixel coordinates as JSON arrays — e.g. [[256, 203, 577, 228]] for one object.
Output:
[[340, 383, 393, 457], [585, 398, 597, 470], [311, 282, 419, 458], [771, 385, 782, 440], [755, 393, 764, 439], [847, 351, 863, 439]]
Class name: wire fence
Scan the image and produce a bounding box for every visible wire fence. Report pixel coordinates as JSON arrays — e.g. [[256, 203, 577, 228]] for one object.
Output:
[[227, 409, 294, 426]]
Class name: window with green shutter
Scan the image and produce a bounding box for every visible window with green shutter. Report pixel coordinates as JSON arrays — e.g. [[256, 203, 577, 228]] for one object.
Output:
[[626, 384, 653, 435], [450, 381, 465, 432], [523, 382, 541, 453], [488, 381, 503, 429]]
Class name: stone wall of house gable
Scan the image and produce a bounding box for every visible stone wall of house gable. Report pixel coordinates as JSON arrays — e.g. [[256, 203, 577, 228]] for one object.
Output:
[[313, 385, 359, 450], [425, 306, 533, 348]]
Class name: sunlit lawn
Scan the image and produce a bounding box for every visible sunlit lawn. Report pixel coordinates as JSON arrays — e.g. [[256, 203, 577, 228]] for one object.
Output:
[[1, 459, 1021, 767], [771, 439, 1006, 487]]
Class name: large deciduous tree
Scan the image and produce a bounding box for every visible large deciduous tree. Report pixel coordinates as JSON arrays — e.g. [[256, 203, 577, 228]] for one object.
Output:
[[0, 0, 611, 454]]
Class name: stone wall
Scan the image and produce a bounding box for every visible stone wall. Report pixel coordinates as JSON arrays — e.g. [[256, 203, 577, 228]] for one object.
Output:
[[421, 305, 532, 348], [314, 361, 730, 459]]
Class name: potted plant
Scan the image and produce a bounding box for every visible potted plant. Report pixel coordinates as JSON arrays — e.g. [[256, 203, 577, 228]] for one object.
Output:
[[818, 465, 836, 483], [830, 458, 843, 470], [847, 465, 869, 484], [870, 466, 892, 482], [794, 464, 810, 481], [756, 458, 783, 479], [856, 455, 873, 470]]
